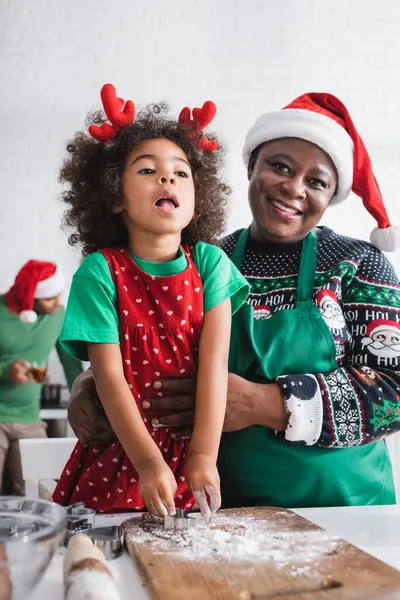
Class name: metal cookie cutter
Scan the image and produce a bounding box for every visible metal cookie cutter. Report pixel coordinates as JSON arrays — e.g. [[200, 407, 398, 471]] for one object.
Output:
[[69, 525, 124, 560], [66, 503, 96, 533], [164, 509, 200, 531]]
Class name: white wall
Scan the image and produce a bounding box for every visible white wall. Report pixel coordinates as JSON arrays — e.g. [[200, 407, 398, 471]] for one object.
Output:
[[1, 0, 400, 382]]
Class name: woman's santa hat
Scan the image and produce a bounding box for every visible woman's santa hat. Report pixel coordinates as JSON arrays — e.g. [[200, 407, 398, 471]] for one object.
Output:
[[243, 92, 399, 252], [5, 260, 65, 323]]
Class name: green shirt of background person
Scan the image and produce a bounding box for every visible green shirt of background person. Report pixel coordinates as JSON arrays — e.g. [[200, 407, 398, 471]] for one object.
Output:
[[0, 260, 82, 494]]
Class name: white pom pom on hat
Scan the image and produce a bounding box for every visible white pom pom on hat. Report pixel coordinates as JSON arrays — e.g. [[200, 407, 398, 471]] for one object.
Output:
[[5, 260, 65, 323], [243, 92, 400, 252], [19, 310, 39, 324]]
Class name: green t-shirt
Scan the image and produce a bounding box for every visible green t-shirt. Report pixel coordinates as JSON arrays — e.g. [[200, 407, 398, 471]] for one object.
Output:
[[61, 242, 249, 361]]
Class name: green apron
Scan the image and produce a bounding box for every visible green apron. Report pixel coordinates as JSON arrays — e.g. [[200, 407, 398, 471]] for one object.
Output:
[[219, 227, 395, 508]]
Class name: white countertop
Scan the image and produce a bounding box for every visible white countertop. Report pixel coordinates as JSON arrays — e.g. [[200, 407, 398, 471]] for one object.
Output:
[[32, 505, 400, 600]]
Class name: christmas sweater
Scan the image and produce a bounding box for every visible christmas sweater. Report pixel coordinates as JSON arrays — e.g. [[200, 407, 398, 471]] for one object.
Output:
[[220, 227, 400, 449]]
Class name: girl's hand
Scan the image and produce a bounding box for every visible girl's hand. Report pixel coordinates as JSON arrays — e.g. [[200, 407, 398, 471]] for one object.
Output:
[[185, 453, 221, 518], [138, 458, 177, 517]]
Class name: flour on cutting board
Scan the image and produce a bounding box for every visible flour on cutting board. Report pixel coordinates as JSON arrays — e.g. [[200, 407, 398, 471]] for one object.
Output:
[[123, 511, 343, 572]]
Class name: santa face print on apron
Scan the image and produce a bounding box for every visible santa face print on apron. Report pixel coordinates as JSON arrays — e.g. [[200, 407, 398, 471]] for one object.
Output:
[[53, 245, 203, 512], [218, 227, 395, 509]]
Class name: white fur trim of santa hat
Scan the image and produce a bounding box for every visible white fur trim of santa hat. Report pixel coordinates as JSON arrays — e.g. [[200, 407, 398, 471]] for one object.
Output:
[[34, 269, 65, 299], [243, 109, 354, 205]]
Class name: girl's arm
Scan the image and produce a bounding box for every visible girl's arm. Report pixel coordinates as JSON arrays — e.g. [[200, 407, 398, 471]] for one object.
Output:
[[185, 298, 231, 513], [87, 343, 177, 515]]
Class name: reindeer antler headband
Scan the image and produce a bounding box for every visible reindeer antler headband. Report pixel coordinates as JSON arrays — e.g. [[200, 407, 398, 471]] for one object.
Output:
[[89, 83, 218, 152]]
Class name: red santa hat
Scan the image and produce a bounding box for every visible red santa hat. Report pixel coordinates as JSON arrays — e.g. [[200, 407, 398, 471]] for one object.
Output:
[[243, 92, 399, 252], [365, 319, 400, 339], [5, 260, 65, 323], [317, 289, 338, 307]]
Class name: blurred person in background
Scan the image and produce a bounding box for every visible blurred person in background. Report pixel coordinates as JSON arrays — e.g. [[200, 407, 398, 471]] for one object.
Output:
[[0, 260, 82, 495]]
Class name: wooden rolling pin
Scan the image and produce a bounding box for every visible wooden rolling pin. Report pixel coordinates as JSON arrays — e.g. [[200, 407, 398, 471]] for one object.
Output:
[[64, 534, 122, 600]]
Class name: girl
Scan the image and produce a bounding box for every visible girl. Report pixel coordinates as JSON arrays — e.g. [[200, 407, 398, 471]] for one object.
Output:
[[52, 84, 248, 516]]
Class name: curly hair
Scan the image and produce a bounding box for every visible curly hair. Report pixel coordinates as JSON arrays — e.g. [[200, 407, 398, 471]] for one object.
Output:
[[60, 105, 230, 256]]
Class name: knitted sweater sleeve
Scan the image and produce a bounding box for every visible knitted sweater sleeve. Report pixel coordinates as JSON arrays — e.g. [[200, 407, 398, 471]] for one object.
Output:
[[277, 246, 400, 448]]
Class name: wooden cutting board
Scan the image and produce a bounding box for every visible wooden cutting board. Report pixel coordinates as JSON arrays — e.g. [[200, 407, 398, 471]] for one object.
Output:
[[122, 507, 400, 600]]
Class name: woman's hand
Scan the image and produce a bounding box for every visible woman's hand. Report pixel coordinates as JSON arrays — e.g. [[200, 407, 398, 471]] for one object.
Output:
[[138, 457, 177, 517], [67, 369, 116, 443], [144, 373, 287, 437], [185, 453, 221, 517], [67, 370, 288, 443]]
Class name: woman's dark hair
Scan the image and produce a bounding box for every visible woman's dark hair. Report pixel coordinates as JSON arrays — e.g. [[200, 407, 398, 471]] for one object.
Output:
[[60, 105, 230, 256]]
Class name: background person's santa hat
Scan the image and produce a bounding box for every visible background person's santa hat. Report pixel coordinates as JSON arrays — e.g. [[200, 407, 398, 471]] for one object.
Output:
[[243, 92, 399, 252], [5, 260, 65, 323], [365, 319, 400, 340]]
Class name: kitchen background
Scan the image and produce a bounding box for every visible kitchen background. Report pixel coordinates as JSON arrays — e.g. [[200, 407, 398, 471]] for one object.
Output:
[[1, 0, 400, 383]]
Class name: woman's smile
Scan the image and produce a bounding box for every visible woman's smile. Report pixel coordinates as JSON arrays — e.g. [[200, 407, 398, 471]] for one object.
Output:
[[267, 197, 304, 221]]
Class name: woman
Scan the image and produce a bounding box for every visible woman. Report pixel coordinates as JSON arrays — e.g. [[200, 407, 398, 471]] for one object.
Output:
[[67, 93, 400, 508]]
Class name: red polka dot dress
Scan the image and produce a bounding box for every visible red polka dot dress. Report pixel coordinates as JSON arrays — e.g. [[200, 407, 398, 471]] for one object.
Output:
[[53, 245, 203, 512]]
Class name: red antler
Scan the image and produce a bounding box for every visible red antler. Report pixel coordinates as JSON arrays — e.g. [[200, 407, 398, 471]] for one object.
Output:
[[178, 101, 218, 152], [88, 84, 135, 142]]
